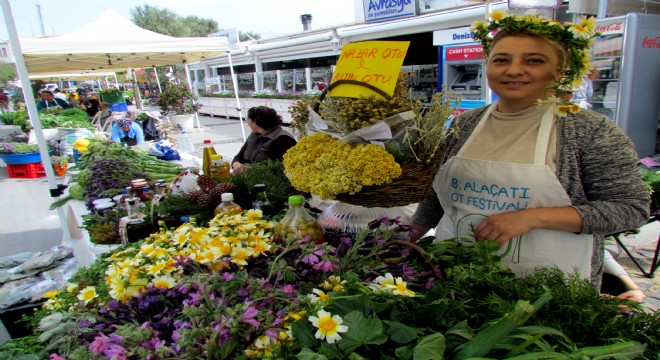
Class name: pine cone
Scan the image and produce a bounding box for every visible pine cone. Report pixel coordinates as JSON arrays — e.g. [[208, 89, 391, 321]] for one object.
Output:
[[197, 193, 214, 208], [186, 190, 206, 204], [196, 174, 216, 192]]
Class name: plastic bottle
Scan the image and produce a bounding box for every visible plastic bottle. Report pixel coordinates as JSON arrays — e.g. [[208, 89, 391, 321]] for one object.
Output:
[[209, 154, 231, 182], [252, 183, 275, 216], [274, 195, 325, 244], [151, 183, 178, 229], [214, 192, 243, 217], [179, 130, 195, 154], [202, 139, 217, 176]]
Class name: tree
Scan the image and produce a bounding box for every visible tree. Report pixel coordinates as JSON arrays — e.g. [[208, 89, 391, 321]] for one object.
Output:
[[0, 63, 17, 87], [239, 31, 262, 42], [130, 5, 219, 37]]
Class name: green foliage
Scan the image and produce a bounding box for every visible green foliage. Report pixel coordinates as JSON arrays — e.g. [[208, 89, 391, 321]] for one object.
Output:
[[230, 159, 299, 211], [0, 62, 17, 86], [157, 83, 200, 115], [239, 31, 262, 42], [130, 4, 218, 37], [0, 335, 47, 359]]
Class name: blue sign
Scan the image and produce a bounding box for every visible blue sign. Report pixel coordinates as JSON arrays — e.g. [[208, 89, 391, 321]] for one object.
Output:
[[363, 0, 417, 24]]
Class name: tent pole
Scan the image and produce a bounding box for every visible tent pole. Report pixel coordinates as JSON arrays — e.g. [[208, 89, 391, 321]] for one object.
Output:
[[227, 53, 246, 142], [133, 76, 143, 110], [184, 63, 201, 129], [113, 73, 119, 88], [153, 67, 163, 93], [0, 0, 73, 245]]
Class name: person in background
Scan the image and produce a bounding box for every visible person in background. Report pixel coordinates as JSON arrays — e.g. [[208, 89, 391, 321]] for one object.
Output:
[[232, 106, 296, 173], [36, 90, 72, 111], [86, 99, 101, 118], [99, 102, 113, 125], [67, 94, 79, 108], [601, 250, 646, 303], [409, 12, 649, 291], [0, 88, 9, 112], [53, 88, 67, 101], [111, 117, 144, 146]]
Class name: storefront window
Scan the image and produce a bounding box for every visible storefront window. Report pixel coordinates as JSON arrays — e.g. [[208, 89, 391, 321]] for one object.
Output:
[[263, 71, 278, 91], [310, 67, 333, 92], [237, 74, 254, 92], [282, 69, 307, 92], [401, 64, 438, 102]]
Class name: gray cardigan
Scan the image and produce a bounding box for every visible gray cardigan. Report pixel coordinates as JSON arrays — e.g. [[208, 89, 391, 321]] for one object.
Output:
[[413, 106, 650, 287]]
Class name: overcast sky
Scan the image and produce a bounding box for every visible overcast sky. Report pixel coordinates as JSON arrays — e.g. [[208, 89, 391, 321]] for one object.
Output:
[[1, 0, 358, 40]]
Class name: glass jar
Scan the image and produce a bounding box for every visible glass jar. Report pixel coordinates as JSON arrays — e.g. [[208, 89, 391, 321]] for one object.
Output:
[[274, 195, 324, 243], [252, 183, 275, 216]]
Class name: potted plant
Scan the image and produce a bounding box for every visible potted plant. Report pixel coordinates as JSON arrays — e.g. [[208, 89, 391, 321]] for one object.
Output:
[[50, 154, 70, 176], [99, 88, 125, 104], [157, 83, 202, 131]]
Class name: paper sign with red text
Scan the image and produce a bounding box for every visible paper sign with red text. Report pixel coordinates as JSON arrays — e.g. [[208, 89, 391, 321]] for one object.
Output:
[[329, 41, 410, 99]]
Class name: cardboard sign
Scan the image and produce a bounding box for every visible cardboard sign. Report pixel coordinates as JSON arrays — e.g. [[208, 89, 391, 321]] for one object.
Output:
[[329, 41, 410, 99]]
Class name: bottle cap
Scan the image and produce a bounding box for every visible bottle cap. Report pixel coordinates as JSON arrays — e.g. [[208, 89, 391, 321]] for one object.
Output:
[[95, 202, 116, 211], [180, 215, 189, 222], [204, 139, 211, 144], [92, 198, 113, 206], [288, 195, 304, 205], [210, 154, 222, 160], [254, 184, 266, 191], [221, 193, 234, 202]]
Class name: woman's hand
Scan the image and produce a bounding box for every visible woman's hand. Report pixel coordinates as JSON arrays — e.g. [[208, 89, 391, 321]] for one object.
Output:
[[617, 288, 645, 303], [473, 207, 583, 246]]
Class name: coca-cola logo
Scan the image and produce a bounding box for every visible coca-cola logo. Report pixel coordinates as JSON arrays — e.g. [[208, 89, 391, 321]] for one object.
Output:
[[595, 22, 623, 33], [642, 36, 660, 49]]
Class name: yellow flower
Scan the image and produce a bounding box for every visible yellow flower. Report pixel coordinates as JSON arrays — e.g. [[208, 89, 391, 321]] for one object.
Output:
[[230, 246, 254, 266], [151, 275, 176, 289], [146, 260, 167, 276], [581, 15, 596, 32], [66, 283, 78, 293], [244, 335, 277, 358], [386, 277, 416, 297], [471, 20, 487, 31], [307, 288, 331, 304], [490, 10, 507, 22], [308, 309, 349, 344], [568, 22, 591, 39], [77, 286, 98, 304], [369, 272, 395, 292], [556, 103, 581, 117], [42, 291, 59, 299], [244, 209, 263, 220]]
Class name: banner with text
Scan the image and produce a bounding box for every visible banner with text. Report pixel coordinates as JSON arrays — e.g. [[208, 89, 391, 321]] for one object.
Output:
[[329, 41, 410, 99], [363, 0, 417, 23]]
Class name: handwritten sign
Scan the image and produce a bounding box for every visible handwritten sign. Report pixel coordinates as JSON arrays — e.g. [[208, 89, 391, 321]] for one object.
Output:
[[329, 41, 410, 99]]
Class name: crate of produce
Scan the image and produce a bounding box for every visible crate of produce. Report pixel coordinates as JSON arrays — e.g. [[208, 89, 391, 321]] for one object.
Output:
[[100, 92, 126, 104], [0, 152, 43, 165], [108, 102, 128, 112], [7, 162, 46, 178]]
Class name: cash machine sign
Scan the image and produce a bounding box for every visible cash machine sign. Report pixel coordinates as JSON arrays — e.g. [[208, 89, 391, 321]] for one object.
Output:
[[446, 45, 485, 61]]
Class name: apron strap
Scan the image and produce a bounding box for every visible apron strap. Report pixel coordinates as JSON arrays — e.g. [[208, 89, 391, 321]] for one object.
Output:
[[533, 104, 556, 165]]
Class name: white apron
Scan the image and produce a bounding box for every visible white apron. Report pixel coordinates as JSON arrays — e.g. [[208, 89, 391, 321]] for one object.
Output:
[[433, 104, 593, 279]]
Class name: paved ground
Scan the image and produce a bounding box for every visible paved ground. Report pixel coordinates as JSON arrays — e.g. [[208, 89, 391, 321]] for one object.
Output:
[[0, 112, 659, 313]]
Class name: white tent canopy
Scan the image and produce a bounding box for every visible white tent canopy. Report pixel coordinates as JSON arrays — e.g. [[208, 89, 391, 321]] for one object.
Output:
[[20, 10, 230, 74], [28, 71, 118, 80]]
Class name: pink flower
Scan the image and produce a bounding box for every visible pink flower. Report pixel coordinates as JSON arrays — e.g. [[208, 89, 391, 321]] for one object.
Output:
[[313, 259, 338, 272], [241, 306, 260, 328], [50, 355, 65, 360]]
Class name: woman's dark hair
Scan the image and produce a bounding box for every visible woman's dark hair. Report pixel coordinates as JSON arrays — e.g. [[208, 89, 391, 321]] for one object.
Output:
[[88, 99, 100, 107], [247, 106, 282, 130]]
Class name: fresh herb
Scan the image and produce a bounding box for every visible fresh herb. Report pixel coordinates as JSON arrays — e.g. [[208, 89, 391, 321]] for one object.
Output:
[[230, 159, 299, 211]]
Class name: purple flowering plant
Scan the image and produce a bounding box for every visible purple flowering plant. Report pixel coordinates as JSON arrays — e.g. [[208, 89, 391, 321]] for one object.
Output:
[[157, 83, 202, 115]]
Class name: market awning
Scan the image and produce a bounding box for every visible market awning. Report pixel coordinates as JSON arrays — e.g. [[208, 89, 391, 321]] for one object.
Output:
[[19, 10, 230, 74]]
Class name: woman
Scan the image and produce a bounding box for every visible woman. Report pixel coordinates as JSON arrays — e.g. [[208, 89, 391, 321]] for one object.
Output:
[[110, 117, 144, 146], [86, 99, 101, 118], [410, 12, 649, 289], [232, 106, 296, 173]]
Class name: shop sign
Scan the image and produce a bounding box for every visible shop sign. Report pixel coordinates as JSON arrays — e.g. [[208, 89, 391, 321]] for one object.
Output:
[[446, 45, 484, 61], [433, 27, 476, 46], [363, 0, 417, 24], [595, 19, 624, 35], [330, 41, 410, 99], [508, 0, 561, 9]]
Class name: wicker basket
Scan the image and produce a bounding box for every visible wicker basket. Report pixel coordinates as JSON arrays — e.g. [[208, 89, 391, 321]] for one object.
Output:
[[335, 146, 445, 208], [312, 80, 446, 208]]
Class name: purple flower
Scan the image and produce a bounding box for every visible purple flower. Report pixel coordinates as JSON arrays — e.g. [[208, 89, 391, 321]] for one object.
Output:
[[340, 236, 353, 247], [301, 252, 319, 265], [104, 344, 127, 360], [141, 337, 166, 350], [313, 259, 338, 272], [265, 327, 281, 339], [50, 354, 65, 360], [89, 333, 112, 355], [401, 248, 410, 258], [221, 272, 234, 281], [402, 264, 414, 278], [297, 235, 312, 244], [241, 306, 261, 328]]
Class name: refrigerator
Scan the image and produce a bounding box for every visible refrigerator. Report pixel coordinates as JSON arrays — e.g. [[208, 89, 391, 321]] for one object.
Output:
[[587, 13, 660, 157]]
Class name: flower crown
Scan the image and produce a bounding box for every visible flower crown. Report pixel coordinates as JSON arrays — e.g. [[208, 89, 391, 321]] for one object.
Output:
[[472, 10, 600, 116]]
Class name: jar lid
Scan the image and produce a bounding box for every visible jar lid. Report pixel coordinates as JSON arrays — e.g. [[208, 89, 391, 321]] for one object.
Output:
[[95, 202, 116, 210], [221, 193, 234, 202], [253, 184, 266, 191], [92, 198, 113, 205], [112, 194, 124, 203], [288, 195, 304, 205]]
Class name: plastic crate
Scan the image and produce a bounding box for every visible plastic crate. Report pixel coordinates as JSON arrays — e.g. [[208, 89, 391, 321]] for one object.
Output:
[[109, 102, 128, 112], [7, 162, 46, 179], [0, 152, 43, 165]]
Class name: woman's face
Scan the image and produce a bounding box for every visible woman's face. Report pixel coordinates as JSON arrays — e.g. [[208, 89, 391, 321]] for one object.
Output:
[[486, 35, 562, 112], [247, 117, 260, 133]]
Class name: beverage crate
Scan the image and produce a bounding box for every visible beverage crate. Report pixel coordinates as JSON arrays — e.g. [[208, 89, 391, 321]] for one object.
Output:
[[7, 162, 46, 179], [109, 102, 128, 112]]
